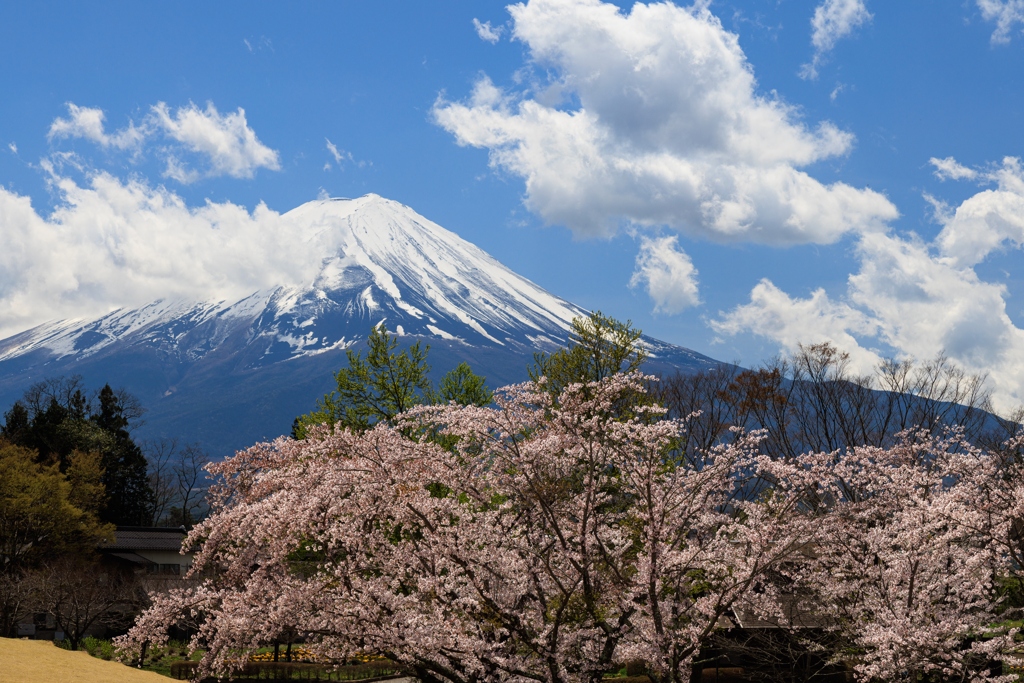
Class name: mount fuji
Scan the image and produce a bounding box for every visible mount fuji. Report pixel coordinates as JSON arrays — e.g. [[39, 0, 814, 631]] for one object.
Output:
[[0, 194, 719, 457]]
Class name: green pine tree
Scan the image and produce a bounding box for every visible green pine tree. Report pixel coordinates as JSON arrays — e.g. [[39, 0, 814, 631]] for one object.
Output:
[[0, 378, 156, 526], [294, 324, 433, 436], [294, 324, 491, 437], [92, 385, 155, 526], [434, 362, 493, 407], [529, 311, 648, 397]]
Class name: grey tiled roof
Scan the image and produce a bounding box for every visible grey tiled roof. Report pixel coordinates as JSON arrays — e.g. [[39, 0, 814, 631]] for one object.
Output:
[[100, 527, 187, 552], [107, 551, 154, 565], [730, 595, 830, 630]]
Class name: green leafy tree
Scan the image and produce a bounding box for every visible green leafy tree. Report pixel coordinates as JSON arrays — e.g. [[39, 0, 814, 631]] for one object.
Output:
[[65, 450, 106, 519], [529, 311, 647, 397], [0, 441, 112, 573], [294, 324, 491, 437], [433, 362, 493, 407], [294, 324, 432, 436], [1, 378, 155, 526]]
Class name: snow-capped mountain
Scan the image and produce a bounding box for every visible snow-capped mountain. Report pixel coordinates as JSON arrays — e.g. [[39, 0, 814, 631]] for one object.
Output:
[[0, 195, 587, 365], [0, 194, 718, 456]]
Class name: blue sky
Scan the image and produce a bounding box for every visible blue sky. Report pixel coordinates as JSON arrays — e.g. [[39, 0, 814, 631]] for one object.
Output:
[[3, 0, 1024, 408]]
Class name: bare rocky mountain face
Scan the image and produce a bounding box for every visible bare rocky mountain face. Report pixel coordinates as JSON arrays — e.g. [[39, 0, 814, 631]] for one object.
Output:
[[0, 194, 719, 457]]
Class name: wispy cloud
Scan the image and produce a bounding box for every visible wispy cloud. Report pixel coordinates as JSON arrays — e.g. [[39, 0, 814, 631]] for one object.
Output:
[[930, 156, 979, 181], [326, 138, 345, 164], [472, 18, 503, 43], [243, 36, 274, 53], [800, 0, 872, 80], [162, 155, 200, 184], [323, 138, 367, 170], [977, 0, 1024, 43]]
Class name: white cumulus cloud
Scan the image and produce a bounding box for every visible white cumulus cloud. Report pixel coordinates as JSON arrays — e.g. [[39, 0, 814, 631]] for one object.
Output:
[[150, 102, 280, 180], [714, 157, 1024, 411], [48, 103, 145, 150], [630, 235, 700, 314], [473, 18, 504, 43], [930, 156, 979, 181], [933, 157, 1024, 266], [434, 0, 896, 245], [712, 279, 883, 375], [0, 169, 329, 340], [801, 0, 872, 80], [46, 101, 280, 183], [978, 0, 1024, 44]]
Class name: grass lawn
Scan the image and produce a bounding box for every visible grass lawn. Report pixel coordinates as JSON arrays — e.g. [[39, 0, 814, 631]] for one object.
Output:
[[74, 636, 201, 678], [0, 637, 172, 682]]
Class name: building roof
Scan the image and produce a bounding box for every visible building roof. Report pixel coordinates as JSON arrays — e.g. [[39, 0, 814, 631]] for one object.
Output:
[[730, 595, 830, 630], [99, 526, 188, 552], [106, 551, 153, 565]]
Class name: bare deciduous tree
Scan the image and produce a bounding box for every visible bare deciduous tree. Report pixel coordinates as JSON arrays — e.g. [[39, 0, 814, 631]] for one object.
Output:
[[145, 439, 210, 528], [0, 571, 34, 638], [145, 438, 179, 525], [657, 342, 999, 460], [32, 556, 146, 650], [174, 444, 209, 527]]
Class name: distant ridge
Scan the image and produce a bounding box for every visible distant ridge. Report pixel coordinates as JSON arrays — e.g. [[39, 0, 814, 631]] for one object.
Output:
[[0, 194, 720, 456]]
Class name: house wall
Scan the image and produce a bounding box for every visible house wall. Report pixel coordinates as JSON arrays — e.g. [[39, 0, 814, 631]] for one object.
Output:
[[136, 550, 193, 570]]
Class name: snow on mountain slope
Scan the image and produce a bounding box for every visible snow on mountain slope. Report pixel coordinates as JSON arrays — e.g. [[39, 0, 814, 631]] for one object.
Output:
[[0, 194, 590, 366], [0, 193, 721, 456]]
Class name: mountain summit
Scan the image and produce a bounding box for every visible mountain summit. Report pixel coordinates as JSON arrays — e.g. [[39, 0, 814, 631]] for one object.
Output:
[[0, 194, 585, 365], [0, 194, 718, 455]]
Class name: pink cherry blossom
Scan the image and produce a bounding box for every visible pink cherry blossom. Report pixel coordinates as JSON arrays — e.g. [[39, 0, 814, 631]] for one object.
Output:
[[118, 375, 1020, 683]]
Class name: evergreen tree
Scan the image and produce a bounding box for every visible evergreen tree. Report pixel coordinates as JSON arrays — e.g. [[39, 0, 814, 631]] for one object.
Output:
[[294, 324, 491, 437], [529, 311, 647, 396], [91, 385, 155, 526], [0, 403, 29, 446], [434, 362, 493, 407], [2, 377, 97, 470], [0, 378, 156, 526]]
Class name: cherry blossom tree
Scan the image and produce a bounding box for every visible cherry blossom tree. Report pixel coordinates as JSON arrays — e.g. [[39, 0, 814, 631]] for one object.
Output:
[[795, 433, 1019, 683], [117, 372, 1021, 683], [118, 374, 811, 683]]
